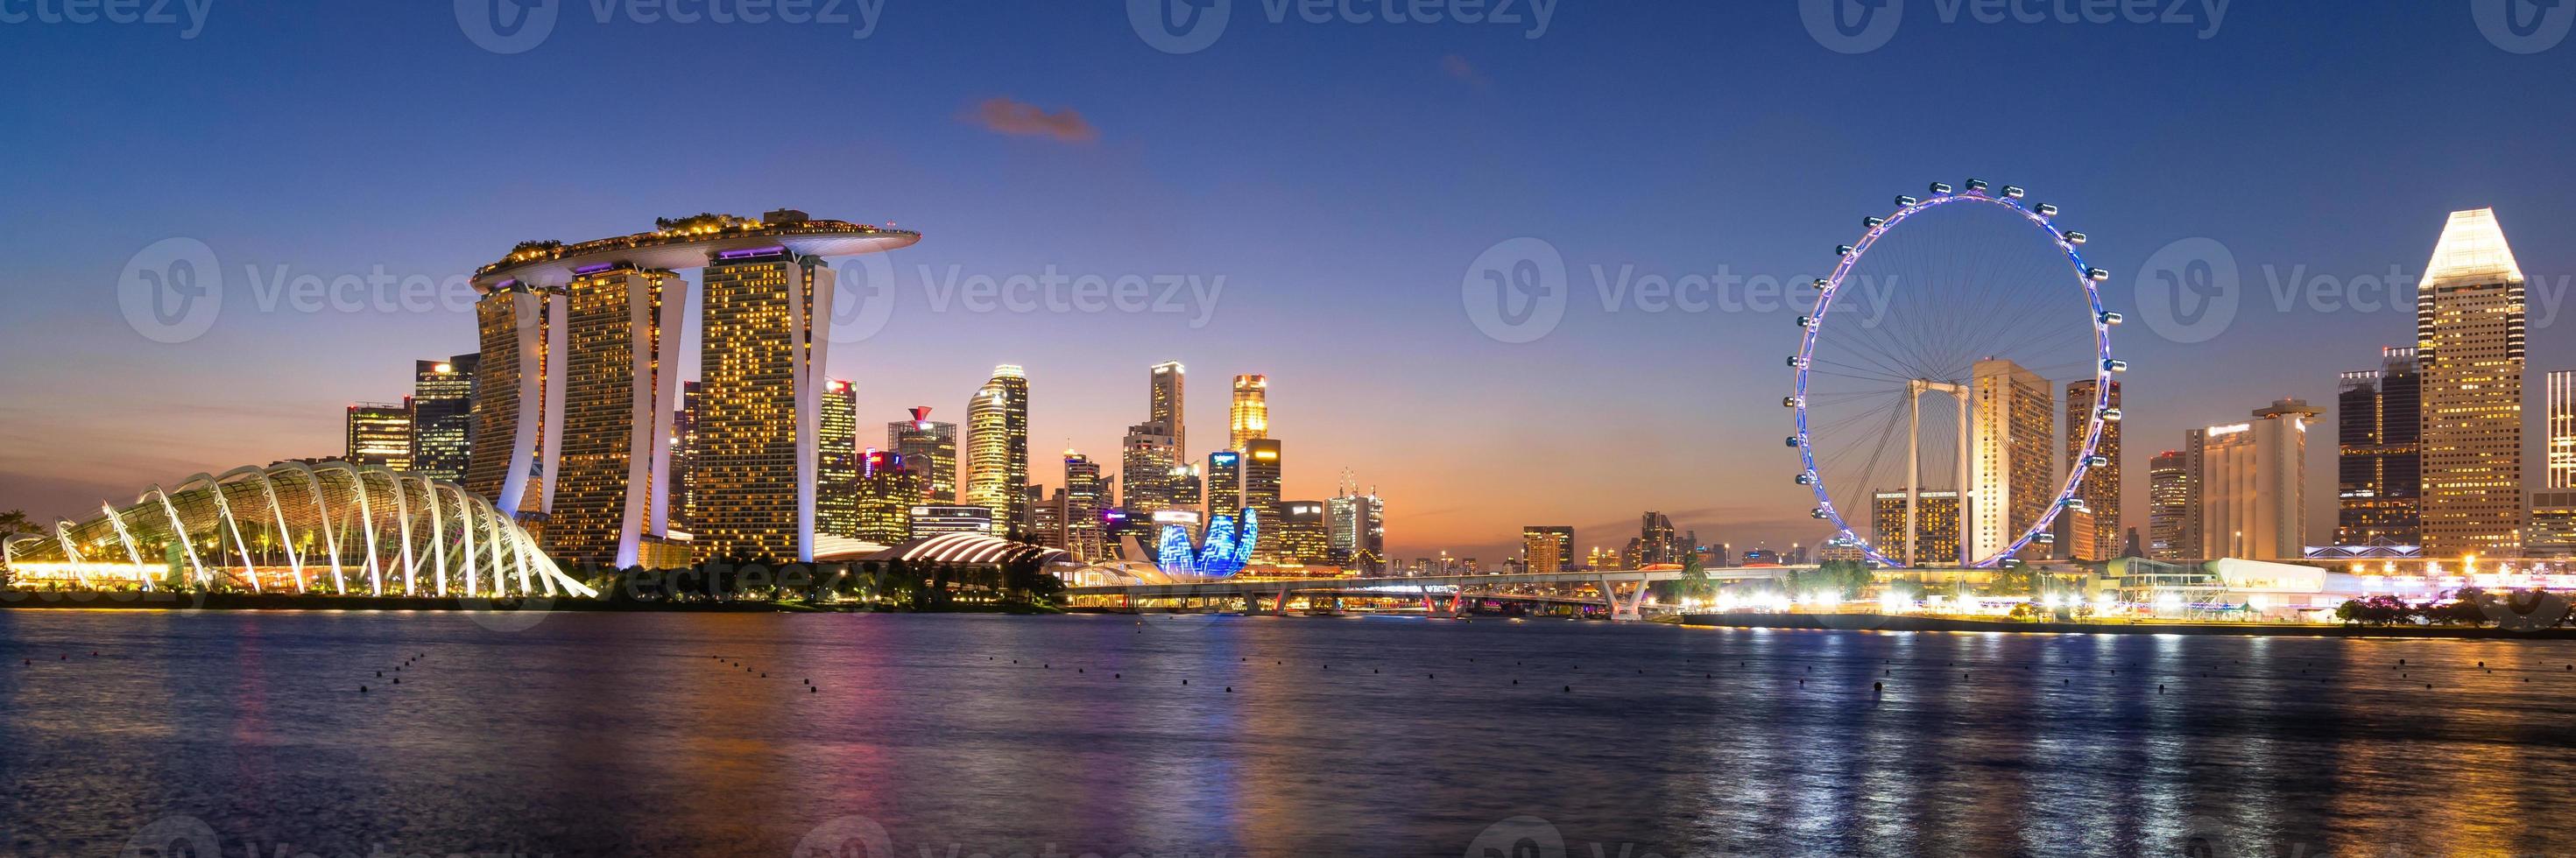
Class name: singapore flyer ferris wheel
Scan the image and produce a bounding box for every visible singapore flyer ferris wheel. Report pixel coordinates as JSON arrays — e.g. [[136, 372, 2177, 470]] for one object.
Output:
[[1789, 179, 2124, 569]]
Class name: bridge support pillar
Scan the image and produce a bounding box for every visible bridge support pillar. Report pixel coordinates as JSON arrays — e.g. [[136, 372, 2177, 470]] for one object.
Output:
[[1596, 574, 1650, 622]]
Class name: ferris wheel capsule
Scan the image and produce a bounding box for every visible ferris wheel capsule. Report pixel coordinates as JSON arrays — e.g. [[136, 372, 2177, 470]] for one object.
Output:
[[2100, 311, 2123, 326], [1796, 472, 1814, 485], [1810, 508, 1830, 519], [1810, 278, 1831, 290], [1864, 215, 1885, 229], [2035, 203, 2060, 218], [2001, 185, 2026, 200], [2104, 359, 2129, 373], [2065, 231, 2088, 244], [1783, 396, 1803, 408], [1930, 182, 1954, 194], [1895, 195, 1920, 207], [1836, 244, 1856, 257], [2086, 454, 2110, 468], [1796, 315, 1817, 329], [2103, 407, 2124, 421], [2086, 268, 2110, 281], [1965, 179, 1990, 193], [1788, 356, 1807, 368], [1788, 436, 1806, 448]]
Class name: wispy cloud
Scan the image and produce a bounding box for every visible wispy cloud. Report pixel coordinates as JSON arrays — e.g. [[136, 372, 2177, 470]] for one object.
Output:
[[963, 96, 1099, 144]]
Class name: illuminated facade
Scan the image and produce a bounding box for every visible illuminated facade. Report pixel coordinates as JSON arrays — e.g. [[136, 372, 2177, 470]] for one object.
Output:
[[854, 450, 923, 545], [1206, 451, 1243, 520], [1327, 488, 1384, 566], [818, 380, 859, 539], [2529, 491, 2576, 558], [1240, 440, 1281, 558], [1273, 500, 1330, 564], [345, 402, 414, 472], [1229, 374, 1267, 451], [2415, 208, 2526, 558], [1121, 423, 1182, 518], [887, 407, 957, 503], [963, 366, 1030, 533], [1522, 525, 1574, 573], [547, 266, 685, 569], [1968, 358, 2053, 561], [1062, 451, 1108, 561], [696, 249, 836, 563], [466, 282, 562, 518], [1154, 508, 1261, 580], [1151, 361, 1186, 457], [2336, 348, 2423, 545], [909, 503, 993, 535], [411, 356, 477, 482], [1, 461, 587, 597], [1871, 489, 1959, 567], [2064, 379, 2121, 561], [2147, 450, 2189, 560], [2202, 399, 2319, 559], [2550, 369, 2575, 489], [670, 380, 699, 528]]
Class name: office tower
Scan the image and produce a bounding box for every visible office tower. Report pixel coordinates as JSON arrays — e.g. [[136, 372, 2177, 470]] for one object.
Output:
[[345, 402, 414, 470], [909, 503, 994, 536], [2180, 428, 2209, 559], [2201, 398, 2321, 559], [1326, 488, 1382, 566], [1968, 358, 2053, 561], [2147, 450, 2189, 559], [2550, 370, 2576, 489], [1522, 525, 1575, 573], [1168, 462, 1203, 510], [1634, 511, 1685, 566], [1032, 488, 1069, 550], [2529, 491, 2576, 558], [548, 267, 686, 568], [670, 381, 699, 529], [1272, 501, 1330, 564], [817, 380, 859, 539], [696, 249, 838, 563], [1120, 422, 1182, 518], [410, 355, 478, 482], [466, 282, 561, 517], [2064, 379, 2121, 561], [1871, 489, 1960, 566], [853, 450, 922, 545], [2335, 348, 2424, 546], [887, 407, 957, 503], [1150, 361, 1186, 458], [963, 366, 1030, 534], [1230, 374, 1268, 451], [1206, 450, 1244, 517], [1063, 451, 1108, 561], [2416, 208, 2528, 558], [1240, 440, 1282, 557]]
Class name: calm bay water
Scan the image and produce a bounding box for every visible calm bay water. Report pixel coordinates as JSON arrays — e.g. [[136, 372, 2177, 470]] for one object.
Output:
[[3, 610, 2573, 857]]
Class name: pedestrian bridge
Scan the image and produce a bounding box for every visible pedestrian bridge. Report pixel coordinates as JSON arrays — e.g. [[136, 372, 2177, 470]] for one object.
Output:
[[1063, 567, 1788, 622]]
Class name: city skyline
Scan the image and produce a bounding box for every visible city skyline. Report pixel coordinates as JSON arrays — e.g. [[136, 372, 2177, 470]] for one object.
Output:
[[4, 5, 2575, 563]]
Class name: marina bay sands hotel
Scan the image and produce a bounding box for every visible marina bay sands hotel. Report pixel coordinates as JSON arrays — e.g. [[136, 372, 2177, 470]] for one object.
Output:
[[462, 210, 920, 569]]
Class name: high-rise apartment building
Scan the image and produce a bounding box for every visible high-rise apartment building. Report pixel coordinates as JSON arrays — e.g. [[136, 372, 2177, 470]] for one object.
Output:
[[2201, 398, 2320, 560], [1230, 374, 1267, 451], [887, 407, 957, 503], [670, 381, 699, 529], [817, 380, 859, 539], [346, 402, 414, 470], [695, 250, 838, 563], [547, 266, 685, 568], [2549, 369, 2575, 490], [2336, 348, 2423, 546], [2415, 208, 2527, 558], [2147, 450, 2189, 560], [1522, 525, 1575, 573], [2064, 379, 2121, 560], [1871, 489, 1960, 566], [1968, 358, 2054, 561], [466, 282, 561, 517], [410, 355, 478, 482], [963, 366, 1031, 534]]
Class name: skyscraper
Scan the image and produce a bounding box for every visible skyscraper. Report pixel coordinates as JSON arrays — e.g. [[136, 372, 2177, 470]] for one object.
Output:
[[1872, 489, 1959, 566], [2416, 208, 2527, 558], [1241, 439, 1282, 559], [1120, 422, 1182, 518], [670, 381, 699, 529], [2549, 369, 2575, 490], [548, 266, 685, 568], [2202, 398, 2320, 559], [346, 401, 414, 470], [696, 249, 837, 563], [2336, 348, 2422, 546], [1522, 525, 1575, 573], [410, 355, 477, 482], [887, 407, 957, 503], [1063, 450, 1108, 561], [963, 366, 1030, 534], [2180, 427, 2209, 559], [817, 380, 859, 539], [1150, 361, 1186, 457], [1230, 374, 1268, 451], [1274, 501, 1330, 564], [854, 449, 922, 545], [1206, 450, 1243, 518], [2147, 450, 2189, 560], [2064, 379, 2121, 560], [465, 282, 561, 517], [1968, 358, 2053, 561], [1326, 487, 1384, 567]]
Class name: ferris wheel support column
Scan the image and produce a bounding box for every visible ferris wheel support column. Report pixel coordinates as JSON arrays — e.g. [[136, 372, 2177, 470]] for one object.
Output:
[[1906, 380, 1922, 568]]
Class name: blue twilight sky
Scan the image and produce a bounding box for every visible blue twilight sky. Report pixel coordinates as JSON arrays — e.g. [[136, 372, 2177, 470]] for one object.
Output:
[[2, 2, 2573, 560]]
